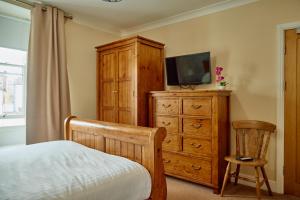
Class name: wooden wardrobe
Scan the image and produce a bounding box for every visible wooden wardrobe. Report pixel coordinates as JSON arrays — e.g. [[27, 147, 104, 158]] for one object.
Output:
[[96, 36, 165, 126]]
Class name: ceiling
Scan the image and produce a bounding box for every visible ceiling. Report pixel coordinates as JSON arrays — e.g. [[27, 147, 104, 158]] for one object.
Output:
[[2, 0, 257, 36]]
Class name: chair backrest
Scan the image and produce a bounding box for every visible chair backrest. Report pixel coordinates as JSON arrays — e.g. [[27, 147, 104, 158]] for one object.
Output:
[[232, 120, 276, 160]]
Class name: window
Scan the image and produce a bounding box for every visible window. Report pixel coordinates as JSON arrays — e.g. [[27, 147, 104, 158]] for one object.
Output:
[[0, 47, 26, 119]]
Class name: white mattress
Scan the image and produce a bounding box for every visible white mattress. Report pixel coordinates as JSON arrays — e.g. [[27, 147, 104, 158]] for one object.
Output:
[[0, 141, 151, 200]]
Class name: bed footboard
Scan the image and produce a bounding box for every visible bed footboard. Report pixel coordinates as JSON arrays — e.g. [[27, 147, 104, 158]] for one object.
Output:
[[64, 116, 167, 200]]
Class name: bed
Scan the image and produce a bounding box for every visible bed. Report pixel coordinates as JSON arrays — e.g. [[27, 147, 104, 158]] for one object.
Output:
[[0, 116, 167, 200]]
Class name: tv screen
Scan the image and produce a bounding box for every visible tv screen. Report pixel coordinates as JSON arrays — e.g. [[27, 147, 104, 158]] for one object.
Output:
[[166, 52, 211, 85]]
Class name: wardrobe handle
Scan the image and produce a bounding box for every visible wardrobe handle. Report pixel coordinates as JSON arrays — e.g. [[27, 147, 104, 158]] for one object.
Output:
[[163, 159, 171, 163], [191, 104, 202, 109], [190, 143, 202, 148], [112, 90, 118, 93]]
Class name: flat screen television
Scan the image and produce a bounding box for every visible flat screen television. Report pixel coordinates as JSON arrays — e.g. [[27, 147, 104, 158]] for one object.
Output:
[[166, 52, 211, 85]]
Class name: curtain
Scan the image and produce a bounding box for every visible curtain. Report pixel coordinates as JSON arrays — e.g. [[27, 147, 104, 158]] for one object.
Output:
[[26, 5, 70, 144]]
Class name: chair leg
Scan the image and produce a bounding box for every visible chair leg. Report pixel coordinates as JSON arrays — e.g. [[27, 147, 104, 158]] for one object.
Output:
[[255, 167, 261, 200], [260, 166, 273, 196], [234, 164, 240, 185], [220, 162, 231, 197]]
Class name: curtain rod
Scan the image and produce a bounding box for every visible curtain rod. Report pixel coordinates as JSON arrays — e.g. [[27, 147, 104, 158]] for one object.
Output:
[[3, 0, 73, 20]]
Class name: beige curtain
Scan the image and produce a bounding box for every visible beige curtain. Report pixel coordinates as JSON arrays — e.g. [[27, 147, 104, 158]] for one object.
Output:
[[26, 5, 70, 144]]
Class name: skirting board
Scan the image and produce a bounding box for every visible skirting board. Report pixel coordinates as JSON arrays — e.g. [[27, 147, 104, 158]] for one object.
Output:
[[230, 173, 278, 193]]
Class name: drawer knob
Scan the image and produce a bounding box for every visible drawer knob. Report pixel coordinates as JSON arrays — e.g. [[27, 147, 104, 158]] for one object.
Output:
[[191, 123, 202, 129], [191, 104, 202, 109], [165, 139, 172, 144], [192, 165, 202, 170], [190, 143, 202, 148], [163, 159, 171, 163], [162, 121, 171, 126], [162, 104, 171, 108]]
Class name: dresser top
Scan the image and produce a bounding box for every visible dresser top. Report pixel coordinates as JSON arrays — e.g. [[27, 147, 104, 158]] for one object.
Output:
[[149, 89, 231, 96]]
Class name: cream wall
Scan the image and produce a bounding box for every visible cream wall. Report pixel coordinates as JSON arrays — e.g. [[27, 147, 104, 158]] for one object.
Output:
[[129, 0, 300, 186], [65, 21, 118, 119]]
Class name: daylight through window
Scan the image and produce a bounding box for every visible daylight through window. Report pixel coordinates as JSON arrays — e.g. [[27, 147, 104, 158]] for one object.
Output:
[[0, 47, 26, 118]]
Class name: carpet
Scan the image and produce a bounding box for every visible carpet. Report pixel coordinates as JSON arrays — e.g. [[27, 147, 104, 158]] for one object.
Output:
[[166, 176, 300, 200]]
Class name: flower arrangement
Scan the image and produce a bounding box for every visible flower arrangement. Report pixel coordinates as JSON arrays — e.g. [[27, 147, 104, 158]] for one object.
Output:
[[215, 66, 227, 88]]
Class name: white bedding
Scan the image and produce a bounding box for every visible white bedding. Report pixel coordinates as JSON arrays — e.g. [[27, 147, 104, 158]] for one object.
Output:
[[0, 141, 151, 200]]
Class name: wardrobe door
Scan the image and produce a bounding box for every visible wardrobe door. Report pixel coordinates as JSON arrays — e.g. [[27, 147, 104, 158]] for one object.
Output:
[[100, 50, 117, 122], [117, 45, 135, 125]]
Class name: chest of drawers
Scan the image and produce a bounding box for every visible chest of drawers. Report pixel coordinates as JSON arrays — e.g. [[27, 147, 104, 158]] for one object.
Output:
[[148, 90, 231, 193]]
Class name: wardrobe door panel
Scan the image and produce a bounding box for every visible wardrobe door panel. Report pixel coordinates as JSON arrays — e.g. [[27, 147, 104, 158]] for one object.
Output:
[[117, 46, 135, 125], [102, 52, 115, 81], [118, 47, 133, 80], [102, 109, 115, 122], [100, 51, 117, 122], [118, 111, 132, 124], [102, 82, 114, 107], [118, 81, 131, 108]]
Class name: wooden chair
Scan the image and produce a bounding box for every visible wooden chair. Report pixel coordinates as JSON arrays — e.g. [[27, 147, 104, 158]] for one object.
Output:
[[220, 120, 276, 200]]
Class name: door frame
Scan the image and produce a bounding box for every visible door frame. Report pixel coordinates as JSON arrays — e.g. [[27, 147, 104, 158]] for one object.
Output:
[[276, 21, 300, 194]]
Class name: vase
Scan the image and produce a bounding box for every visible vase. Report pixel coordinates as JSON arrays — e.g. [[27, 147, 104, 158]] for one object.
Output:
[[217, 85, 226, 90]]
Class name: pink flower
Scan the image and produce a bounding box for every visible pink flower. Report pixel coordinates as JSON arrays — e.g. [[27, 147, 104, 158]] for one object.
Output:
[[215, 66, 223, 75], [216, 76, 224, 82]]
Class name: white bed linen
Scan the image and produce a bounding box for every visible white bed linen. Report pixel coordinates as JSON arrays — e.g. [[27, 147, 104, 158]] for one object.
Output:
[[0, 141, 151, 200]]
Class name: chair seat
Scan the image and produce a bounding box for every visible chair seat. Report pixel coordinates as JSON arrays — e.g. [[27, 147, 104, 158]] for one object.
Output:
[[225, 156, 267, 166]]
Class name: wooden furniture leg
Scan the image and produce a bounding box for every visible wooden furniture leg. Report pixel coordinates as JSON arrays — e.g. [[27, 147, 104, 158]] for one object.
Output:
[[220, 162, 231, 197], [255, 167, 261, 200], [261, 166, 273, 196], [234, 164, 240, 185]]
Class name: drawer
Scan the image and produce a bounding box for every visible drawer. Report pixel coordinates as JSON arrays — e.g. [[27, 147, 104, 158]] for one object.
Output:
[[163, 134, 179, 152], [163, 152, 211, 183], [182, 98, 211, 116], [183, 118, 211, 139], [183, 137, 211, 156], [156, 98, 179, 115], [156, 116, 179, 133]]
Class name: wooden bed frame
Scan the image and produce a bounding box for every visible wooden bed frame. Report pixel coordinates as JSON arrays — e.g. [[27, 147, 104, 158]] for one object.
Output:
[[64, 116, 167, 200]]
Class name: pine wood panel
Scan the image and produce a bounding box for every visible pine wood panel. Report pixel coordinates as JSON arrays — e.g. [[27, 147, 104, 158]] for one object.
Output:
[[117, 46, 134, 124], [155, 116, 179, 133], [182, 118, 211, 139], [162, 133, 179, 152], [284, 29, 300, 196], [137, 43, 165, 125], [182, 137, 212, 156], [297, 32, 300, 187], [182, 97, 212, 116], [156, 98, 179, 115], [163, 151, 212, 184], [102, 52, 115, 81], [149, 90, 231, 194], [102, 82, 114, 107], [102, 109, 115, 122], [99, 51, 117, 122], [64, 116, 167, 200]]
